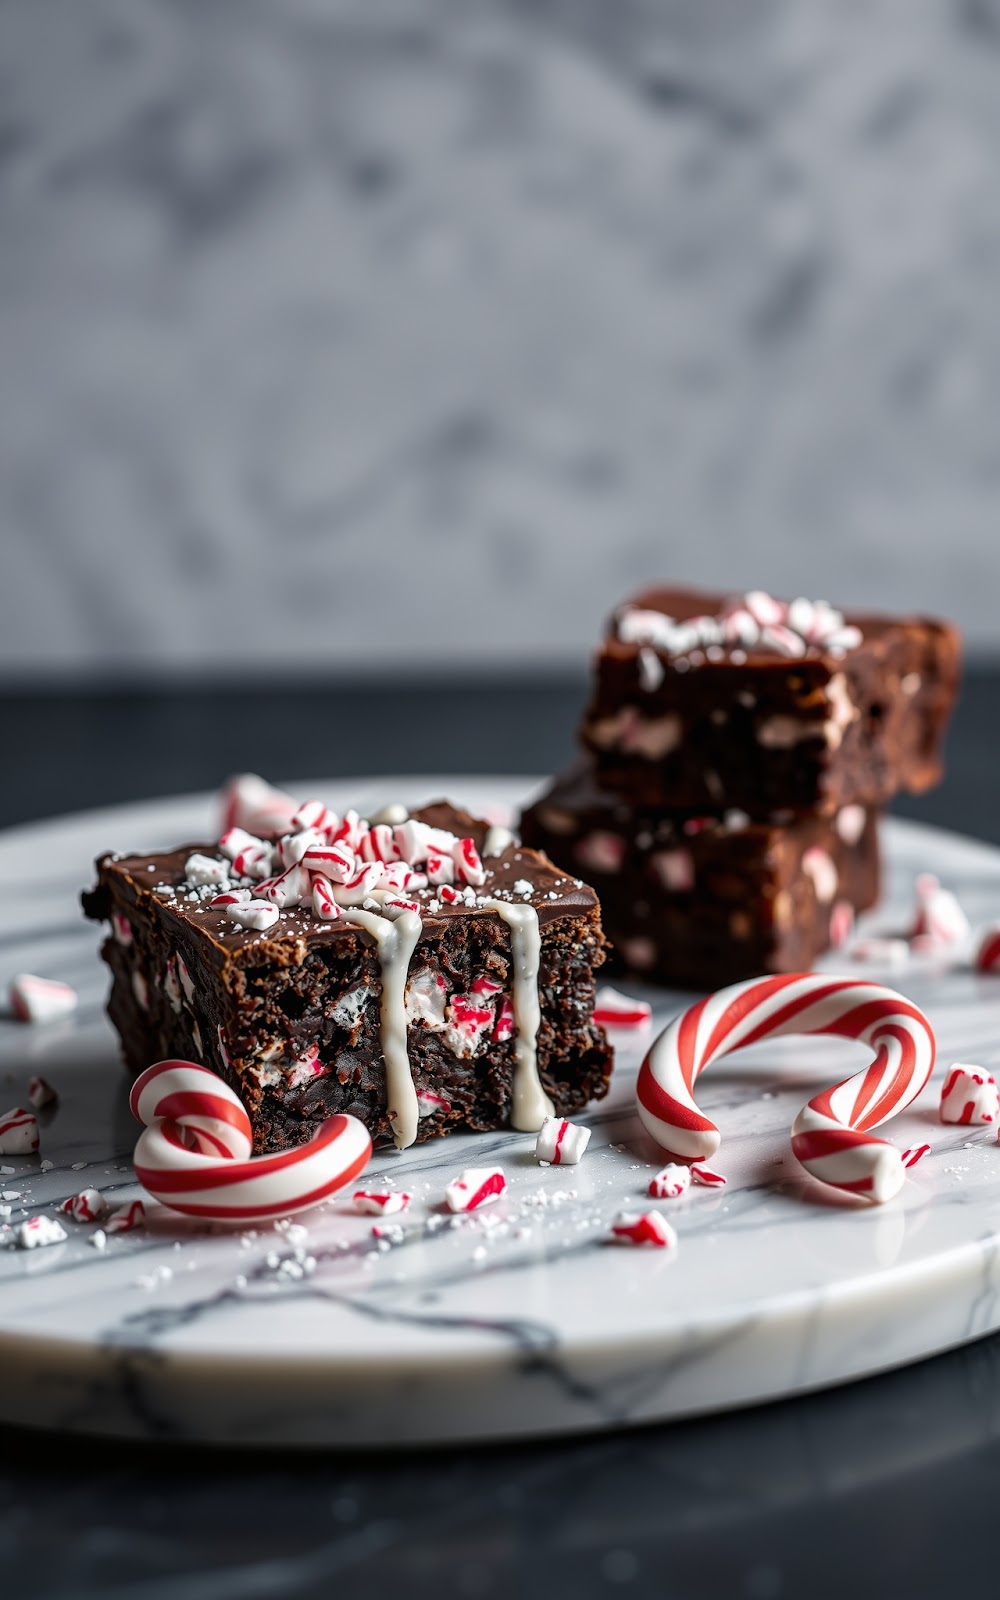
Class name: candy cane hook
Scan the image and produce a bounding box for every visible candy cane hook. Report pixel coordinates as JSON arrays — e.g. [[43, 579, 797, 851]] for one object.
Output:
[[636, 974, 935, 1204], [130, 1061, 372, 1222]]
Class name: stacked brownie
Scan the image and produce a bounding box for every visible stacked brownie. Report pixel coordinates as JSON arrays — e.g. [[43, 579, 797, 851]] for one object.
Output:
[[521, 586, 961, 989]]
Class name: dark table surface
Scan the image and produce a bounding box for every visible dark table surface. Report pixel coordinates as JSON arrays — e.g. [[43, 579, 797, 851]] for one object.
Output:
[[2, 673, 999, 1600]]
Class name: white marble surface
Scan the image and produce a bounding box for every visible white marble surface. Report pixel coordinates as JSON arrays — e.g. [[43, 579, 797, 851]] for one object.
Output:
[[2, 0, 1000, 681], [2, 778, 1000, 1446]]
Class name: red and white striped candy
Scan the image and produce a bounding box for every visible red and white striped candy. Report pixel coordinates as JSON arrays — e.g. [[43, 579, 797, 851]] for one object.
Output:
[[227, 899, 280, 932], [610, 1211, 677, 1248], [637, 974, 935, 1204], [974, 925, 1000, 975], [910, 874, 970, 947], [312, 880, 344, 924], [130, 1061, 371, 1222], [425, 848, 455, 886], [107, 1200, 147, 1233], [221, 774, 299, 838], [534, 1116, 591, 1166], [691, 1165, 727, 1189], [444, 1167, 506, 1212], [278, 829, 325, 869], [939, 1063, 1000, 1125], [593, 986, 652, 1029], [648, 1163, 690, 1199], [353, 1190, 411, 1215], [901, 1143, 931, 1169], [454, 838, 486, 888], [0, 1106, 39, 1154], [60, 1188, 108, 1223], [302, 841, 355, 883], [492, 997, 514, 1042], [27, 1076, 58, 1110], [291, 800, 333, 834], [10, 974, 78, 1024]]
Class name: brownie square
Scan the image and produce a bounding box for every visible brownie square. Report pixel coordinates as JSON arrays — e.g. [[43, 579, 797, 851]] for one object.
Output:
[[83, 800, 613, 1154], [521, 766, 880, 991], [579, 586, 961, 816]]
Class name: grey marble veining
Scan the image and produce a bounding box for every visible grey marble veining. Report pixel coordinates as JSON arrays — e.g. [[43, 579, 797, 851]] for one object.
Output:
[[2, 777, 1000, 1446], [1, 0, 1000, 682]]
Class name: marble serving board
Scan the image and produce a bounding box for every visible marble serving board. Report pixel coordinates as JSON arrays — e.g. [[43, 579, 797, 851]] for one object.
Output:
[[2, 777, 1000, 1448]]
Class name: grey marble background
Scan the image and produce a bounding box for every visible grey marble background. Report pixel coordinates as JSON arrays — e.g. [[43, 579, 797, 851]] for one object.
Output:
[[2, 0, 1000, 681]]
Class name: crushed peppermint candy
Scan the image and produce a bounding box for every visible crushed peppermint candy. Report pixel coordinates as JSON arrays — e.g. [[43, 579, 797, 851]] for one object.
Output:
[[974, 925, 1000, 974], [106, 1200, 146, 1234], [534, 1117, 591, 1166], [353, 1191, 412, 1216], [445, 1168, 507, 1213], [910, 874, 970, 950], [15, 1215, 68, 1250], [9, 974, 78, 1025], [648, 1163, 691, 1199], [60, 1188, 108, 1223], [691, 1165, 727, 1189], [0, 1107, 39, 1155], [593, 986, 652, 1029], [27, 1077, 58, 1111], [615, 593, 862, 661], [940, 1064, 1000, 1126], [610, 1211, 678, 1248]]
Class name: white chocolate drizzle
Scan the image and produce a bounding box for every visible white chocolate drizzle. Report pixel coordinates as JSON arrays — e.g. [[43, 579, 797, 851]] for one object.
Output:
[[341, 907, 424, 1150], [484, 899, 553, 1131]]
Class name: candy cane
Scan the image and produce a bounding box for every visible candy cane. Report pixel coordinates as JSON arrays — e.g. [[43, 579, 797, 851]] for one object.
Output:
[[636, 974, 935, 1204], [130, 1061, 372, 1222]]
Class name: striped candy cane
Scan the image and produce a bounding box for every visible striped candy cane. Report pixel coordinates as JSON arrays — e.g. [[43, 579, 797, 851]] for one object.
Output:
[[636, 975, 935, 1204], [130, 1061, 372, 1222]]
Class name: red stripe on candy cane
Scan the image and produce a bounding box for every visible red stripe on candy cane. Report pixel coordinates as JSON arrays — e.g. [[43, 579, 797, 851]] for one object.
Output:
[[636, 975, 935, 1205]]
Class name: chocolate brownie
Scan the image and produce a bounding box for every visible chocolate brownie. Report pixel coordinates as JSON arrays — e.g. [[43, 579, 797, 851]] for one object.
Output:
[[521, 766, 880, 990], [579, 586, 961, 816], [83, 799, 613, 1154]]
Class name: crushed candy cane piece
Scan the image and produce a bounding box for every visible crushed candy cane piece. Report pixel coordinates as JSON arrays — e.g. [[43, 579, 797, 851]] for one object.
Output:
[[27, 1077, 58, 1111], [610, 1210, 678, 1248], [901, 1143, 931, 1169], [534, 1116, 591, 1166], [593, 986, 652, 1029], [353, 1191, 411, 1215], [974, 925, 1000, 975], [107, 1200, 146, 1234], [445, 1167, 507, 1213], [227, 899, 280, 932], [0, 1107, 39, 1155], [691, 1165, 727, 1188], [60, 1188, 108, 1223], [9, 974, 78, 1025], [648, 1163, 691, 1199], [221, 773, 299, 837], [910, 874, 970, 947], [453, 838, 486, 887], [940, 1063, 1000, 1125], [416, 1089, 451, 1119], [184, 852, 230, 887], [16, 1215, 67, 1250]]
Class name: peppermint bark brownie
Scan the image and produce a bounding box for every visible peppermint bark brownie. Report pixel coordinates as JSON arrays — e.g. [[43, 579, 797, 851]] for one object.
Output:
[[83, 798, 613, 1154], [521, 767, 879, 990], [580, 587, 961, 816]]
